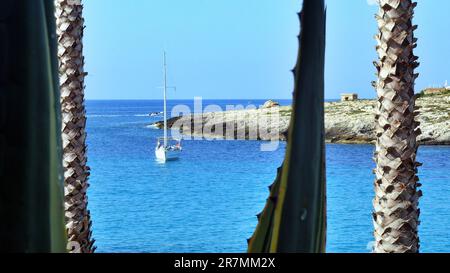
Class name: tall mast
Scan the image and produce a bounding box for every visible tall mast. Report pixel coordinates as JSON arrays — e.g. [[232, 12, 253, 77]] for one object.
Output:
[[163, 52, 168, 147]]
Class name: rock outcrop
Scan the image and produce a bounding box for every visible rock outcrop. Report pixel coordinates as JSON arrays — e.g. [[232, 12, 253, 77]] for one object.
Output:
[[260, 100, 280, 109]]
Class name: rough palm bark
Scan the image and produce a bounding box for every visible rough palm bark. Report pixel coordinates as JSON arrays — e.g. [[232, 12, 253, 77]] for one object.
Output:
[[55, 0, 95, 253], [372, 0, 422, 253]]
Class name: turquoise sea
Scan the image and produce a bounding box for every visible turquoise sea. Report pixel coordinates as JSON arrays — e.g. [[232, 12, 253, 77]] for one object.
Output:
[[86, 100, 450, 253]]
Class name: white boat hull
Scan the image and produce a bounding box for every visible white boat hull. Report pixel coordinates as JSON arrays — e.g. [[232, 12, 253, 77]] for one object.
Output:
[[155, 146, 181, 162]]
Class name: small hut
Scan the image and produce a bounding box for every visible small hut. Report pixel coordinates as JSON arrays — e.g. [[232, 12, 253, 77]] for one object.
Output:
[[340, 93, 358, 102], [423, 88, 447, 95]]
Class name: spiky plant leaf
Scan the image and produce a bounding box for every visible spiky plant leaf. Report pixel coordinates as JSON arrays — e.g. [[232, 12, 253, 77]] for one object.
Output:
[[248, 0, 326, 253], [248, 167, 283, 252], [0, 0, 66, 252]]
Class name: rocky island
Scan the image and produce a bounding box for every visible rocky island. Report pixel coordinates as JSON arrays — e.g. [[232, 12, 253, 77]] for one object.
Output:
[[152, 93, 450, 145]]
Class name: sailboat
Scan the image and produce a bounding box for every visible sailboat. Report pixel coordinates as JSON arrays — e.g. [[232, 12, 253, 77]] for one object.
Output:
[[155, 52, 182, 162]]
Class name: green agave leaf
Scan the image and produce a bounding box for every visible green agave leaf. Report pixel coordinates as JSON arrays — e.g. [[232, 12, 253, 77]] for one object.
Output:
[[0, 0, 66, 252], [248, 0, 326, 253], [247, 166, 283, 252]]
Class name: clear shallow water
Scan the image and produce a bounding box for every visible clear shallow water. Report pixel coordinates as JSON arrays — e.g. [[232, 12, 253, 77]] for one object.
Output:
[[86, 100, 450, 253]]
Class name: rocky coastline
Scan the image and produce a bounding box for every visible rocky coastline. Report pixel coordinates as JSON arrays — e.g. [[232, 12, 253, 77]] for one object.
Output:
[[151, 94, 450, 145]]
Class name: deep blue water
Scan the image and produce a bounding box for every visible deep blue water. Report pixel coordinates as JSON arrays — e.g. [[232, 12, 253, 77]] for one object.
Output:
[[86, 100, 450, 253]]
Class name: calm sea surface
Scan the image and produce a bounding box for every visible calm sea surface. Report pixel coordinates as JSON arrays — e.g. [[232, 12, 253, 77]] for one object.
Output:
[[86, 100, 450, 253]]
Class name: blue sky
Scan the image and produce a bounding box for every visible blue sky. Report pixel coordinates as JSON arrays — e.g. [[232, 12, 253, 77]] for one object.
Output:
[[84, 0, 450, 100]]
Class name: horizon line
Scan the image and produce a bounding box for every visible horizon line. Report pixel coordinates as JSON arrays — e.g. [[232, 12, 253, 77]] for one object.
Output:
[[84, 97, 365, 101]]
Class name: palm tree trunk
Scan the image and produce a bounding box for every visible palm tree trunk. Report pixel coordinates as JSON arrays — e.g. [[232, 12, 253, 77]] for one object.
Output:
[[55, 0, 95, 253], [373, 0, 422, 253]]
